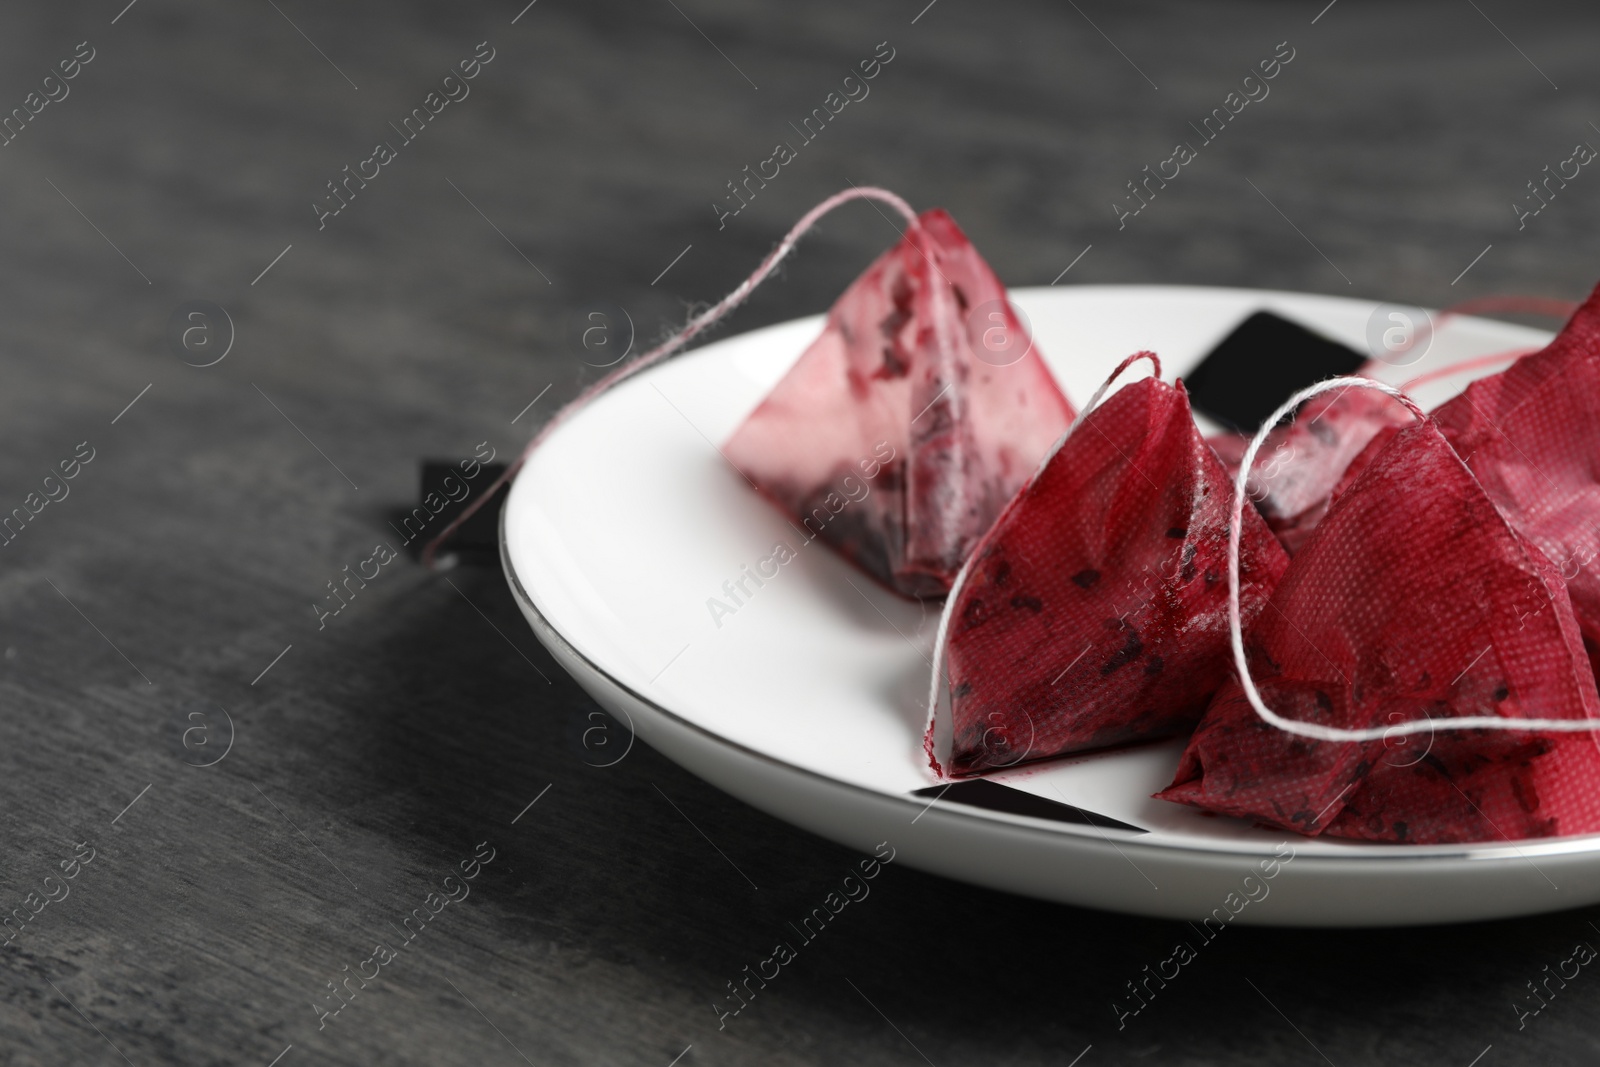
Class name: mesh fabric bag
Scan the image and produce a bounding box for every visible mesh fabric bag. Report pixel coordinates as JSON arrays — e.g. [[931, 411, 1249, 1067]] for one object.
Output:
[[724, 210, 1074, 598], [935, 372, 1288, 776], [1159, 418, 1600, 843]]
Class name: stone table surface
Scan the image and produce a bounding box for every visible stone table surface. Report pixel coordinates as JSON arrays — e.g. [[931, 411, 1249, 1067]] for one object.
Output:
[[2, 1, 1599, 1064]]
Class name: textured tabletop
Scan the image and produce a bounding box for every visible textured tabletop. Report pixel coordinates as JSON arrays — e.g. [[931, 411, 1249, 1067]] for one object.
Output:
[[2, 1, 1599, 1065]]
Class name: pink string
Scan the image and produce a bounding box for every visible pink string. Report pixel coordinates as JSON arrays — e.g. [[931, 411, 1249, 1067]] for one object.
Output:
[[422, 186, 921, 567], [1362, 293, 1576, 383], [1070, 352, 1162, 431], [1401, 347, 1539, 391], [1225, 377, 1600, 741], [1441, 294, 1579, 321]]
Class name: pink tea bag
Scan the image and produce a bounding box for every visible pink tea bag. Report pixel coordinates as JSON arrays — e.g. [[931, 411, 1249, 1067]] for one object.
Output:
[[723, 210, 1074, 598], [1246, 385, 1413, 555], [1432, 284, 1600, 659], [932, 365, 1288, 776], [1159, 418, 1600, 843]]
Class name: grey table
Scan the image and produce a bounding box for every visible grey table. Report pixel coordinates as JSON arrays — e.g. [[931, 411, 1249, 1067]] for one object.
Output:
[[2, 1, 1598, 1064]]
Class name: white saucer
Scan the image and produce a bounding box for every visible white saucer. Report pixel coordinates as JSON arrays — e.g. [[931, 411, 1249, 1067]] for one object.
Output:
[[502, 284, 1600, 926]]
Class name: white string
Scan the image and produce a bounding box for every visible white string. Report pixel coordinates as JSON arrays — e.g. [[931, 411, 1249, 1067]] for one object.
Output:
[[922, 352, 1161, 775], [1226, 375, 1600, 741]]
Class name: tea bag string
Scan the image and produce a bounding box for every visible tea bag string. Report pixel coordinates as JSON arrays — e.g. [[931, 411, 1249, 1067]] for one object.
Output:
[[1226, 376, 1600, 741], [1362, 294, 1575, 374], [1373, 294, 1576, 390], [422, 186, 921, 567], [922, 351, 1162, 777]]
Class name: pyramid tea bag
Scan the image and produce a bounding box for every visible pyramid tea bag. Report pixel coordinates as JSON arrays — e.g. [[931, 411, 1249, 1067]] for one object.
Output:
[[724, 210, 1075, 598], [1432, 284, 1600, 658], [1159, 418, 1600, 843], [1247, 385, 1413, 555], [931, 365, 1288, 777]]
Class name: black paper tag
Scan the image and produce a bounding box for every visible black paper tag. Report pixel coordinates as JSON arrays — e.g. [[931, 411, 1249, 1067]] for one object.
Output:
[[1184, 311, 1367, 432], [910, 778, 1145, 832]]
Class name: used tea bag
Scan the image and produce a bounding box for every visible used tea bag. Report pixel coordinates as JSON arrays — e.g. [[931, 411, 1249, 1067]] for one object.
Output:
[[1247, 385, 1413, 555], [1159, 418, 1600, 843], [931, 362, 1288, 777], [1206, 432, 1250, 484], [1432, 284, 1600, 657], [724, 209, 1075, 598]]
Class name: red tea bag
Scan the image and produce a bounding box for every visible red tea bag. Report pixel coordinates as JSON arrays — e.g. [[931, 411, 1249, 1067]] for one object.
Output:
[[930, 360, 1289, 777], [1206, 432, 1250, 484], [1431, 284, 1600, 656], [724, 210, 1075, 598], [1158, 416, 1600, 843], [1247, 385, 1413, 555]]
